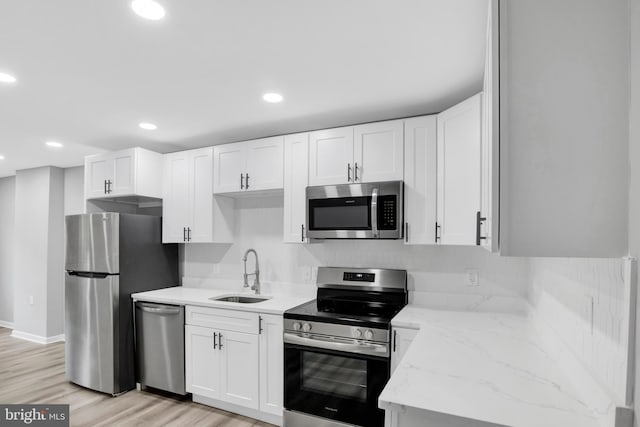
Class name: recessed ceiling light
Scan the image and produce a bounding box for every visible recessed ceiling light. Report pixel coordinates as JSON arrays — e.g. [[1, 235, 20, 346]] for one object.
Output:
[[131, 0, 165, 20], [263, 93, 284, 103], [0, 72, 17, 84], [0, 155, 5, 160], [46, 141, 63, 148], [139, 122, 158, 130]]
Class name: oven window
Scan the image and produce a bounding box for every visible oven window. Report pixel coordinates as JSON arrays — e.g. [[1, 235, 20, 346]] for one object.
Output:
[[301, 352, 367, 401], [312, 205, 369, 229]]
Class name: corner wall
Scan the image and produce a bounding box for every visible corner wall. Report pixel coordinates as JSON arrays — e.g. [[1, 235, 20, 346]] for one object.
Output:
[[0, 176, 15, 327]]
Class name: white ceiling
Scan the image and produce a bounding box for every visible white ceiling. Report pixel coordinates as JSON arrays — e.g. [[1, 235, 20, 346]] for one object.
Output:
[[0, 0, 488, 178]]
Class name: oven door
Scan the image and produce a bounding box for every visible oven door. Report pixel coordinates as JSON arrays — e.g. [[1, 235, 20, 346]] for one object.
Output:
[[284, 340, 389, 427]]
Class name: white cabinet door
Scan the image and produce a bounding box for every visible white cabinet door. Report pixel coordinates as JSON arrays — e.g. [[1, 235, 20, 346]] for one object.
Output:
[[111, 149, 135, 196], [283, 133, 309, 243], [85, 156, 113, 199], [162, 152, 191, 243], [354, 120, 404, 183], [185, 325, 221, 399], [436, 94, 482, 245], [480, 0, 499, 253], [189, 148, 214, 242], [308, 127, 354, 186], [246, 136, 284, 191], [404, 116, 437, 245], [219, 330, 260, 410], [214, 142, 245, 194], [390, 327, 419, 374], [259, 314, 284, 416]]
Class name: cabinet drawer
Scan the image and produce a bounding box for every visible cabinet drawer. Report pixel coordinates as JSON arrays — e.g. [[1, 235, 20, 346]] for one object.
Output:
[[186, 306, 259, 334]]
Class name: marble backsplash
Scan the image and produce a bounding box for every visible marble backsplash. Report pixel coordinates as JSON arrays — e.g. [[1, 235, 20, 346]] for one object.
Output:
[[528, 257, 636, 406]]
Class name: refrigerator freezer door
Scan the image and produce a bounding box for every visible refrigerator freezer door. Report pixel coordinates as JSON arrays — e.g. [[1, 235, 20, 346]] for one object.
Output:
[[65, 213, 119, 274], [65, 273, 120, 394]]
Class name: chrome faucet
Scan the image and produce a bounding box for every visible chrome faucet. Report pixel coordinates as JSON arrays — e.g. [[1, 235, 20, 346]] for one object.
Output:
[[242, 249, 260, 295]]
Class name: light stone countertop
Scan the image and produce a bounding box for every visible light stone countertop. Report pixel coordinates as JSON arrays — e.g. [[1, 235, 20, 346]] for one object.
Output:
[[131, 286, 313, 315], [379, 306, 605, 427]]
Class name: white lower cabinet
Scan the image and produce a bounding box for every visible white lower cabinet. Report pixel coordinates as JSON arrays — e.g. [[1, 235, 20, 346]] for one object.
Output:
[[219, 330, 260, 409], [390, 327, 419, 373], [259, 314, 284, 415], [387, 326, 419, 427], [185, 306, 283, 422]]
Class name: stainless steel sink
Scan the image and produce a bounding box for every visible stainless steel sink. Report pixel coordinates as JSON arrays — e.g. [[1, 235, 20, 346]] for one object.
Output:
[[209, 295, 269, 303]]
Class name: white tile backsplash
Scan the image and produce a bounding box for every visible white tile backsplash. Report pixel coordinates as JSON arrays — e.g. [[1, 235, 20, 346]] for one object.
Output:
[[528, 257, 636, 405], [182, 196, 529, 309]]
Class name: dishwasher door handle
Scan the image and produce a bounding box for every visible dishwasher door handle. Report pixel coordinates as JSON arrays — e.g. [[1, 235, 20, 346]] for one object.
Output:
[[139, 305, 181, 315]]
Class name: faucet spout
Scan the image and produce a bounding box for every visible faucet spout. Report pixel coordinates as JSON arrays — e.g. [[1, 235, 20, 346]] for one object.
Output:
[[242, 249, 260, 295]]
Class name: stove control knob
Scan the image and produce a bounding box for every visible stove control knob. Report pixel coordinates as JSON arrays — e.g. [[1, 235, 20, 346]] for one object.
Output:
[[353, 328, 363, 338], [293, 322, 302, 331], [364, 329, 374, 340], [302, 323, 312, 333]]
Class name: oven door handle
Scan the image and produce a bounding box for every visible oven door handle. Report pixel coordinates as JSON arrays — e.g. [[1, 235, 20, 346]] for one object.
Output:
[[371, 187, 379, 238], [284, 332, 389, 357]]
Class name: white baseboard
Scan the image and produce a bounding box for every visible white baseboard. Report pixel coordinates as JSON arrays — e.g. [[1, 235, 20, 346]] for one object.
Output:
[[10, 330, 65, 344], [0, 320, 14, 329], [192, 394, 282, 426]]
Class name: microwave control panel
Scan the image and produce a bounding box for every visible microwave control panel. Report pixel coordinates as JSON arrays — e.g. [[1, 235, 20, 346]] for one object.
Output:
[[378, 195, 397, 230]]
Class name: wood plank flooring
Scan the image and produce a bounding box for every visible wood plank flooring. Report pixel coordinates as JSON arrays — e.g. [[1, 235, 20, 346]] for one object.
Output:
[[0, 328, 275, 427]]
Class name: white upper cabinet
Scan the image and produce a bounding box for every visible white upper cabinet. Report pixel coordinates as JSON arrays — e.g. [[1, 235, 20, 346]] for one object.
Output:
[[354, 120, 404, 183], [163, 147, 234, 243], [308, 127, 354, 186], [404, 115, 438, 245], [479, 0, 500, 253], [213, 136, 284, 194], [213, 142, 245, 194], [309, 120, 404, 186], [436, 93, 482, 245], [84, 147, 162, 200], [499, 0, 628, 257], [283, 133, 309, 243]]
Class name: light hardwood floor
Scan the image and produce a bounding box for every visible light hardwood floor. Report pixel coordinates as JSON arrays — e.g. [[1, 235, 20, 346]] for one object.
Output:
[[0, 327, 275, 427]]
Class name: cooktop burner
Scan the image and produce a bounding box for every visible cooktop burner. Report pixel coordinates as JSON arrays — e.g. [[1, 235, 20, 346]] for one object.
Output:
[[284, 267, 408, 330]]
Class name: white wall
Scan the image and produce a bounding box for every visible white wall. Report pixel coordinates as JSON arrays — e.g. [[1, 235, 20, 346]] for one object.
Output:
[[46, 167, 65, 337], [64, 166, 84, 215], [13, 167, 65, 340], [629, 0, 640, 421], [0, 176, 15, 327], [183, 196, 529, 312]]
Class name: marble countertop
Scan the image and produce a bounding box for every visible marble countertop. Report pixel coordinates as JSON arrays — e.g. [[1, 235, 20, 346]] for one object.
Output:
[[379, 306, 604, 427], [131, 286, 313, 315]]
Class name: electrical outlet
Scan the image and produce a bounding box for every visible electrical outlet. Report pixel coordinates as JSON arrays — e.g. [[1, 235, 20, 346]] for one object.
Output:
[[466, 269, 479, 287], [303, 267, 312, 282], [585, 294, 595, 335]]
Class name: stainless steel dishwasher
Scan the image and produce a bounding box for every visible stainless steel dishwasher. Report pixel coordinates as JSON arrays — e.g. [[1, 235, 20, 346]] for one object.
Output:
[[134, 301, 186, 395]]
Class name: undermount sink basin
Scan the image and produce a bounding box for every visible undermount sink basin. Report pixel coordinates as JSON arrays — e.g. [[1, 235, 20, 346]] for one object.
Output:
[[209, 295, 270, 304]]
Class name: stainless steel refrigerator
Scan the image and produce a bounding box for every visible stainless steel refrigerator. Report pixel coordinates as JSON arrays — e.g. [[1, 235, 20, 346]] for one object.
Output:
[[64, 213, 178, 395]]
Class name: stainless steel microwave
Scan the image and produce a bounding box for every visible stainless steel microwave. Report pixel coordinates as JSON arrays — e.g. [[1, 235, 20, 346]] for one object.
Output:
[[306, 181, 403, 239]]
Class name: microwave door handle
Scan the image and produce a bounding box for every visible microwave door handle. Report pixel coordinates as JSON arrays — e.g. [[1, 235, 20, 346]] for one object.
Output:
[[371, 187, 379, 238]]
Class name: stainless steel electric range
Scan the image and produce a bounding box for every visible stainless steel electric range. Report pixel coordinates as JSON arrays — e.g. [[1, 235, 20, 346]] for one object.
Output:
[[283, 267, 408, 427]]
